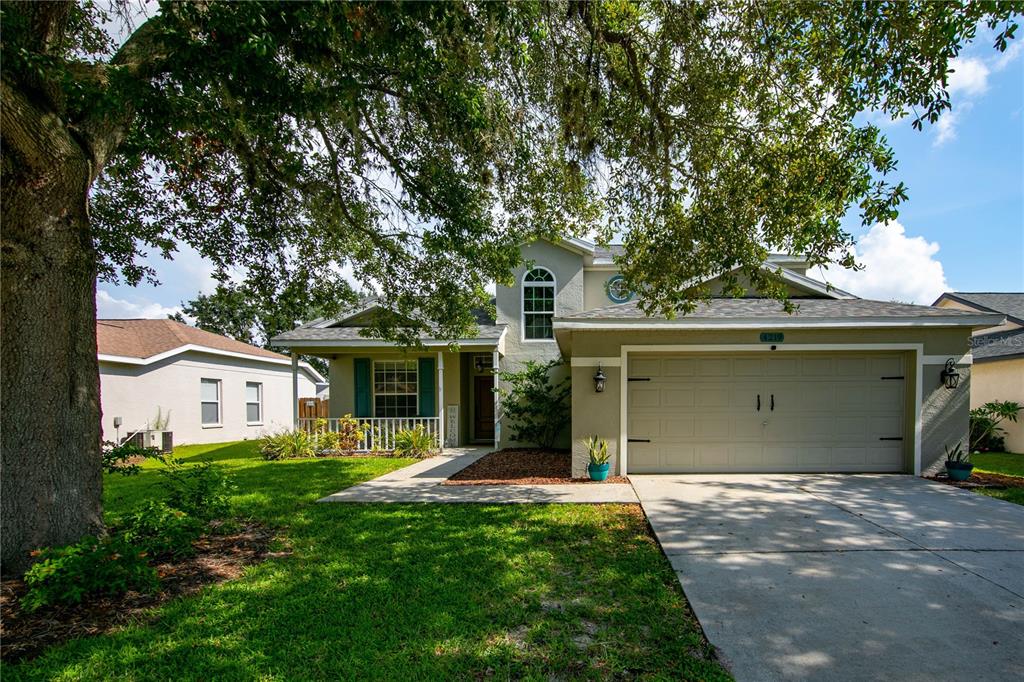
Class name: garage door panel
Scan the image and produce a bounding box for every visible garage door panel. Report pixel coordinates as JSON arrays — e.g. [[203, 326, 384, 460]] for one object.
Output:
[[697, 358, 731, 377], [627, 352, 907, 473], [631, 387, 661, 408], [663, 358, 696, 376], [663, 388, 696, 408], [663, 418, 695, 438], [700, 387, 731, 408]]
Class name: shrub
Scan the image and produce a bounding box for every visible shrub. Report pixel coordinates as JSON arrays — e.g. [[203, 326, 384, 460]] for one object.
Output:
[[101, 440, 157, 476], [393, 425, 438, 458], [313, 415, 365, 454], [970, 400, 1021, 452], [21, 536, 158, 611], [496, 359, 571, 449], [117, 501, 205, 559], [157, 457, 233, 521], [260, 429, 316, 460]]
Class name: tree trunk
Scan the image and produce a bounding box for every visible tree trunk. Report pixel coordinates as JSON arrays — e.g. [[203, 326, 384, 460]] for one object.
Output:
[[1, 84, 103, 576]]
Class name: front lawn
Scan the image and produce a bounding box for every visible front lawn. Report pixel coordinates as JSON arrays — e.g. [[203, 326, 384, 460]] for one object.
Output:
[[5, 441, 727, 680], [971, 451, 1024, 506]]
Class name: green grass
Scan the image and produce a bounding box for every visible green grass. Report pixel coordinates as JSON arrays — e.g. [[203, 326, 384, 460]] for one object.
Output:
[[7, 442, 727, 681], [971, 451, 1024, 506]]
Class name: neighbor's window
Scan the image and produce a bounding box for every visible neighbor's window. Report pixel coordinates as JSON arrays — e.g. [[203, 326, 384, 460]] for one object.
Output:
[[523, 267, 555, 340], [373, 360, 418, 417], [246, 382, 263, 424], [200, 378, 221, 426]]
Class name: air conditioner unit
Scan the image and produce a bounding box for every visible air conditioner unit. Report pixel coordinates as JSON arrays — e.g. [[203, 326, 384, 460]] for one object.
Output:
[[143, 430, 173, 453]]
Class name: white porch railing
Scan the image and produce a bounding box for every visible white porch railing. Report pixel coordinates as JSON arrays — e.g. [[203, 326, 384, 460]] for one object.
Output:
[[297, 416, 440, 452]]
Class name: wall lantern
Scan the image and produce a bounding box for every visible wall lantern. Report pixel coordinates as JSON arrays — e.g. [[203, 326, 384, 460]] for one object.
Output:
[[940, 358, 961, 390], [593, 365, 607, 393]]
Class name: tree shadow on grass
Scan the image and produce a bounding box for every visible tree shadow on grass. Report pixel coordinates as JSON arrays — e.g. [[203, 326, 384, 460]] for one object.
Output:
[[8, 501, 728, 681]]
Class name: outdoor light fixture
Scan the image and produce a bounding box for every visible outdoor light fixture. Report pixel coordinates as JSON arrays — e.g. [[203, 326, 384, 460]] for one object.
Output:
[[594, 365, 607, 393], [474, 355, 485, 372], [940, 358, 961, 390]]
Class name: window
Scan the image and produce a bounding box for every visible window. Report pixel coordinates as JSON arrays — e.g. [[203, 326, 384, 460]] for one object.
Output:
[[522, 267, 555, 340], [373, 360, 418, 417], [200, 378, 221, 426], [246, 382, 262, 424]]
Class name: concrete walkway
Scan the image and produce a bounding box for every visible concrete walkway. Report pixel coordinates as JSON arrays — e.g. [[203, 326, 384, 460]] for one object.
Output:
[[631, 473, 1024, 682], [319, 447, 639, 504]]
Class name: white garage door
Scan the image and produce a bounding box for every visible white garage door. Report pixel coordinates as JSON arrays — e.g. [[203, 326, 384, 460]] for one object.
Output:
[[626, 352, 908, 473]]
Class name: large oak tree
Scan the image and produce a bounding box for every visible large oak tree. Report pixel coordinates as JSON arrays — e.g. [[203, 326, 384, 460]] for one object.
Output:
[[2, 1, 1019, 574]]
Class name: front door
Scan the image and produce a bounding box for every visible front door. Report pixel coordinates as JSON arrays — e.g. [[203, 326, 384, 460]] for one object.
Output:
[[474, 374, 495, 441]]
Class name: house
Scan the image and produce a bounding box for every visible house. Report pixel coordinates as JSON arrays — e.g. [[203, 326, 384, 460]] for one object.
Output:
[[98, 319, 324, 445], [932, 292, 1024, 452], [271, 239, 1004, 477]]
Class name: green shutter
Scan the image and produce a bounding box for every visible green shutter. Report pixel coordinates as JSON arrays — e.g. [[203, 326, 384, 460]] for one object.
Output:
[[354, 358, 372, 417], [418, 357, 435, 417]]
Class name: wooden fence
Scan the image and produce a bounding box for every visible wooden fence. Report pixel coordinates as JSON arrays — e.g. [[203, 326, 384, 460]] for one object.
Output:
[[298, 397, 329, 420]]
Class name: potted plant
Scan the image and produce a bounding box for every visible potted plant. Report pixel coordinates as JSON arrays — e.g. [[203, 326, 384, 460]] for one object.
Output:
[[945, 443, 974, 482], [584, 436, 610, 481]]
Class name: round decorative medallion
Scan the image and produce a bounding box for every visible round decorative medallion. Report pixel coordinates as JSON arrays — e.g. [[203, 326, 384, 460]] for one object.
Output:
[[606, 275, 633, 303]]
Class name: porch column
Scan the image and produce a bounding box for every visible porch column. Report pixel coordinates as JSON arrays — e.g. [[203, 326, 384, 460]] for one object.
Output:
[[437, 351, 445, 448], [291, 352, 299, 428], [492, 349, 500, 450]]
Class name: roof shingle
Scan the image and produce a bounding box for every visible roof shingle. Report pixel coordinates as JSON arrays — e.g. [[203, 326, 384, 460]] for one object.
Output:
[[97, 319, 287, 361], [558, 297, 994, 321]]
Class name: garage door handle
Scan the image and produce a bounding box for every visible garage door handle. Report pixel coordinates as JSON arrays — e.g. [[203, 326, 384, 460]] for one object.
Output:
[[757, 394, 761, 411], [770, 394, 775, 411], [627, 438, 650, 443]]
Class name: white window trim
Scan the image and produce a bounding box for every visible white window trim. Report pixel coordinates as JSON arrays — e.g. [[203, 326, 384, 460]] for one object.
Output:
[[521, 266, 556, 343], [372, 360, 419, 418], [200, 378, 222, 428], [246, 381, 263, 426]]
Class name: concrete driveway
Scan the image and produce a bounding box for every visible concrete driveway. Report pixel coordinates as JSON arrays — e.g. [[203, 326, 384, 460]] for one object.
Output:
[[630, 474, 1024, 682]]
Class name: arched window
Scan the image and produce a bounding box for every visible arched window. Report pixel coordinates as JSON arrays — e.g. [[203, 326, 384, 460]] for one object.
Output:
[[522, 267, 555, 340]]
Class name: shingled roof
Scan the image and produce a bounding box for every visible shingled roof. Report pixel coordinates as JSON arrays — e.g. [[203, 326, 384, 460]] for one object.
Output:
[[934, 292, 1024, 325], [97, 319, 288, 361], [556, 297, 1001, 325], [971, 328, 1024, 361]]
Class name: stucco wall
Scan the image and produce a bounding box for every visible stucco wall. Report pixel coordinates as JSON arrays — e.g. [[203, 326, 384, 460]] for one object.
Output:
[[971, 357, 1024, 453], [564, 326, 974, 477], [99, 351, 318, 446], [494, 240, 583, 448]]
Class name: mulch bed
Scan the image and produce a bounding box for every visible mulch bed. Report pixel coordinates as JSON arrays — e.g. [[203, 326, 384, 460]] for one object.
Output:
[[1, 523, 283, 664], [927, 471, 1024, 490], [444, 448, 629, 485]]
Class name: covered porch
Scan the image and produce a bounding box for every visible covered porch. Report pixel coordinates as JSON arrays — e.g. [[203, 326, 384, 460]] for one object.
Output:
[[283, 343, 503, 451]]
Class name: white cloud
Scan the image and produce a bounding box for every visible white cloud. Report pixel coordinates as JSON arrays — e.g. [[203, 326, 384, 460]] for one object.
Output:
[[818, 221, 949, 304], [947, 57, 990, 96], [97, 289, 184, 320], [933, 42, 1022, 145]]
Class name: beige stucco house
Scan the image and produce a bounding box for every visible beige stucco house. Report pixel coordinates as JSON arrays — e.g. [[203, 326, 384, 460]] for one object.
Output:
[[99, 319, 323, 445], [272, 239, 1003, 477], [933, 292, 1024, 452]]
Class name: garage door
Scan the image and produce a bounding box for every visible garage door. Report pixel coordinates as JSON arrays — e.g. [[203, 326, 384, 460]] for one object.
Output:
[[626, 352, 907, 473]]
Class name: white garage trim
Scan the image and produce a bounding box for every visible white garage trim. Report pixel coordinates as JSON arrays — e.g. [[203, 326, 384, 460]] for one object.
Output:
[[618, 343, 925, 477]]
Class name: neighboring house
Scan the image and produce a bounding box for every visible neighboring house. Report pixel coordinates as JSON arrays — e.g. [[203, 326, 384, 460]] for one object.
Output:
[[99, 319, 324, 445], [271, 239, 1003, 477], [933, 292, 1024, 452]]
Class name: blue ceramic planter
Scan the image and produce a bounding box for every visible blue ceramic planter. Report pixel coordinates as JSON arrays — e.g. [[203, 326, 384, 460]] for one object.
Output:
[[946, 462, 973, 482], [588, 462, 610, 481]]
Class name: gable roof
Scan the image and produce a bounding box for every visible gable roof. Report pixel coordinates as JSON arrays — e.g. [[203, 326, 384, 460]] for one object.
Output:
[[271, 301, 505, 348], [97, 319, 325, 381], [932, 292, 1024, 326], [555, 297, 1004, 328]]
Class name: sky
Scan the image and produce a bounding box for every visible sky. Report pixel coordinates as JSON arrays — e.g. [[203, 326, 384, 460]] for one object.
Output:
[[97, 31, 1024, 319]]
